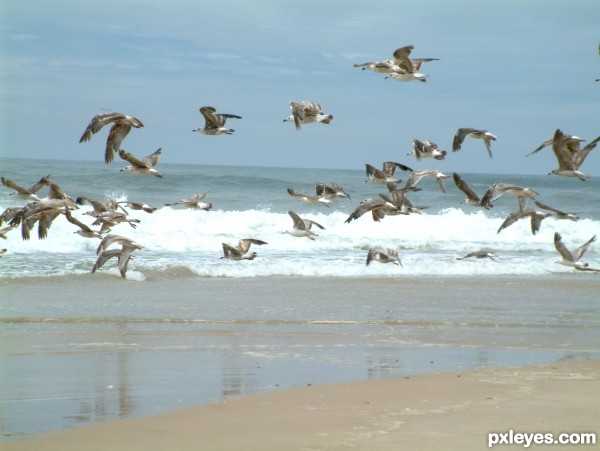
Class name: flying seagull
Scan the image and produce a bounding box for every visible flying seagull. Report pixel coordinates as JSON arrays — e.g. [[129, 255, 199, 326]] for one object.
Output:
[[408, 139, 447, 160], [383, 45, 436, 83], [193, 106, 241, 135], [164, 193, 212, 210], [221, 238, 268, 261], [119, 148, 163, 178], [548, 129, 600, 181], [365, 161, 413, 185], [452, 128, 497, 159], [496, 208, 550, 235], [315, 182, 350, 200], [287, 187, 332, 208], [284, 101, 333, 130], [553, 232, 599, 272], [79, 112, 144, 164], [354, 45, 438, 77], [283, 210, 319, 240], [456, 250, 498, 261], [406, 169, 449, 193], [366, 248, 402, 266]]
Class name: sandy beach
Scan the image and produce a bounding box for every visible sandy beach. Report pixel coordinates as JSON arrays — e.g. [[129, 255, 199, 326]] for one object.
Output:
[[3, 359, 598, 450], [2, 274, 599, 448]]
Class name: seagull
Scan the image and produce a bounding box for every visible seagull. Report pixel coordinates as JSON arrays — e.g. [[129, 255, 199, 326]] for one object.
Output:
[[406, 169, 449, 193], [408, 139, 447, 160], [354, 45, 438, 76], [287, 187, 332, 208], [221, 238, 268, 261], [487, 183, 539, 213], [164, 193, 212, 210], [533, 200, 578, 221], [553, 232, 599, 272], [452, 173, 493, 209], [193, 106, 241, 135], [92, 242, 140, 279], [365, 162, 413, 185], [383, 45, 434, 83], [344, 196, 400, 223], [315, 182, 350, 200], [496, 208, 550, 235], [284, 101, 333, 130], [119, 148, 163, 178], [452, 128, 497, 159], [366, 248, 402, 266], [548, 129, 600, 181], [117, 201, 157, 214], [456, 250, 498, 261], [79, 112, 144, 164], [1, 175, 48, 202], [283, 210, 319, 240]]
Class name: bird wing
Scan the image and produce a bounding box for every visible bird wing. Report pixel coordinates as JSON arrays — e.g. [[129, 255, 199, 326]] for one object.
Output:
[[92, 248, 122, 273], [551, 129, 576, 170], [554, 232, 574, 262], [142, 148, 162, 168], [497, 210, 527, 234], [452, 173, 480, 202], [526, 138, 553, 157], [1, 177, 31, 195], [105, 123, 133, 164], [119, 149, 148, 168], [573, 235, 597, 261], [238, 239, 268, 253], [222, 242, 242, 258], [200, 106, 220, 129], [573, 135, 600, 168], [63, 208, 93, 233], [288, 210, 307, 230], [391, 45, 415, 73], [383, 161, 413, 175], [452, 128, 476, 151], [79, 112, 123, 143]]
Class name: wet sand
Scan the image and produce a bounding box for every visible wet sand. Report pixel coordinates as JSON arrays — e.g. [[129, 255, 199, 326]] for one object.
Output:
[[1, 275, 599, 446], [3, 359, 598, 451]]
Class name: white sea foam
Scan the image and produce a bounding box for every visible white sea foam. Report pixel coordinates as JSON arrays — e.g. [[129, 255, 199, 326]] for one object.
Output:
[[2, 205, 598, 278]]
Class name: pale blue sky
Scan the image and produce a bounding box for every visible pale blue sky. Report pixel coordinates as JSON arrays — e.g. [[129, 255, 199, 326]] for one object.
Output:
[[1, 0, 599, 175]]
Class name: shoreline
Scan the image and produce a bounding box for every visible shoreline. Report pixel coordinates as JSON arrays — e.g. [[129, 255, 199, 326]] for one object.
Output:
[[3, 358, 598, 450]]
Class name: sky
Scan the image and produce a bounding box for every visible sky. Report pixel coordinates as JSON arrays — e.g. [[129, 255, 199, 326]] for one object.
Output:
[[1, 0, 599, 175]]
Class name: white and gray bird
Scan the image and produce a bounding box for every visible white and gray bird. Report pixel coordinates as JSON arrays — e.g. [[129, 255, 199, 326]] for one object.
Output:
[[221, 238, 268, 261], [164, 193, 212, 210], [548, 129, 600, 181], [193, 106, 242, 135], [456, 250, 498, 261], [119, 148, 163, 178], [283, 210, 319, 240], [366, 248, 402, 266], [553, 232, 599, 272], [284, 101, 333, 130]]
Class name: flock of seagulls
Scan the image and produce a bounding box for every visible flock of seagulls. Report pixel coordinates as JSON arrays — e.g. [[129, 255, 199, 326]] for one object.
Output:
[[1, 44, 598, 275]]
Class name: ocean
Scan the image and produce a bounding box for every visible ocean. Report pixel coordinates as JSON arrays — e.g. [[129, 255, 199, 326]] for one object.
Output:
[[1, 157, 599, 440], [1, 157, 600, 279]]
